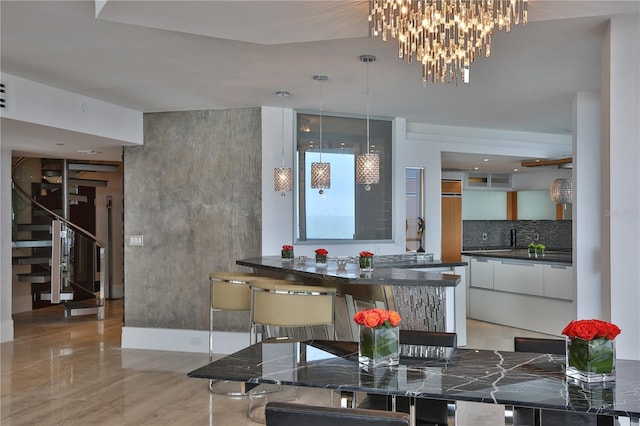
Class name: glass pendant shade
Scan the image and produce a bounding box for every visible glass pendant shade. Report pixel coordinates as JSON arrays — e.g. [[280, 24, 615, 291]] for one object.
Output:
[[356, 153, 380, 191], [311, 162, 331, 194], [550, 178, 573, 204], [274, 167, 292, 195]]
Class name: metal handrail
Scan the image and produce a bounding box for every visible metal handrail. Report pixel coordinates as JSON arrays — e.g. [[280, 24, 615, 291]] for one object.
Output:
[[11, 157, 106, 248]]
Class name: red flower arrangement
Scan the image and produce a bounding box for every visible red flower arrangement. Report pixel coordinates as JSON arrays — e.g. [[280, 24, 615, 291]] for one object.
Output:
[[315, 248, 328, 255], [359, 251, 374, 257], [562, 319, 621, 341], [354, 308, 401, 329], [282, 245, 294, 251]]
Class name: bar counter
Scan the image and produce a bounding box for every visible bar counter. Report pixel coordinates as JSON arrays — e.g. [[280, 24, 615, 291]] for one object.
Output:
[[237, 254, 468, 345]]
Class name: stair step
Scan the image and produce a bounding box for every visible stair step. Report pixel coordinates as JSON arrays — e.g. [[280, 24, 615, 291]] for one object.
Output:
[[12, 256, 50, 265], [69, 163, 119, 172], [63, 301, 100, 317], [17, 271, 51, 283], [16, 223, 51, 232], [41, 291, 74, 301], [12, 240, 52, 248], [68, 178, 107, 188]]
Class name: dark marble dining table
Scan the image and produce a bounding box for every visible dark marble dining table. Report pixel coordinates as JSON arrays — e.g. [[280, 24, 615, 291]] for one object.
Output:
[[188, 339, 640, 424]]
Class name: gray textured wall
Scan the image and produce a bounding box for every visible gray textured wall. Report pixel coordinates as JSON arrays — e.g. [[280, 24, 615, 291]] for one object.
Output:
[[123, 108, 262, 330]]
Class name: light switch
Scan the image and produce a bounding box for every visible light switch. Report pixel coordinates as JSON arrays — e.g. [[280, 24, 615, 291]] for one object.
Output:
[[129, 235, 144, 246]]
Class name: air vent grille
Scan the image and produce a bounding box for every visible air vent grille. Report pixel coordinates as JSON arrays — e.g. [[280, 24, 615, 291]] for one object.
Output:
[[0, 82, 6, 110]]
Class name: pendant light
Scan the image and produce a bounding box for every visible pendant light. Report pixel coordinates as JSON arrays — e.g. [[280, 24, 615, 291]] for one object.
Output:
[[310, 75, 330, 194], [550, 178, 573, 204], [356, 55, 380, 191], [273, 90, 292, 196]]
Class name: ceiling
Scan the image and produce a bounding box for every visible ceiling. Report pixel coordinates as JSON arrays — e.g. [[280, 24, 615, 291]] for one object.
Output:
[[1, 1, 638, 170]]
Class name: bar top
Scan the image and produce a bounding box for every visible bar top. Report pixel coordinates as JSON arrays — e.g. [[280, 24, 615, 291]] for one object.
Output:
[[236, 255, 464, 287]]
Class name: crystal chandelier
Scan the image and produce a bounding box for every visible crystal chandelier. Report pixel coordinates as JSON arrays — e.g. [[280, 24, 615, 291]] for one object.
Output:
[[273, 91, 292, 196], [368, 0, 528, 84], [310, 75, 330, 194], [356, 55, 380, 192], [550, 178, 573, 204]]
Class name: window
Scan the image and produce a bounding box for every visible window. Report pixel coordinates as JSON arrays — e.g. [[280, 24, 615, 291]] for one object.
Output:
[[296, 112, 392, 242], [405, 168, 424, 251]]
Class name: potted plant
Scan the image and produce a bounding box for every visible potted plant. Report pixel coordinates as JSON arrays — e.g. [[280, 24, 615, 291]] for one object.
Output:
[[315, 248, 328, 266], [354, 308, 401, 367], [281, 245, 294, 262], [535, 243, 546, 258], [562, 319, 621, 382], [359, 250, 374, 271], [528, 243, 536, 257]]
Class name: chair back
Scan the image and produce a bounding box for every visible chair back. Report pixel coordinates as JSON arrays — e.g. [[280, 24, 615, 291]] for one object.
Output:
[[250, 280, 336, 327], [210, 273, 253, 311], [400, 330, 457, 347], [265, 402, 410, 426], [514, 337, 565, 355]]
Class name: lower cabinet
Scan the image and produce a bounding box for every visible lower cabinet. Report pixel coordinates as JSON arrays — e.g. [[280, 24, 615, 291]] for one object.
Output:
[[469, 256, 574, 335]]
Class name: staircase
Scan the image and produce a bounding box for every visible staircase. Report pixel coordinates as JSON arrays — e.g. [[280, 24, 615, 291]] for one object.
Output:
[[11, 157, 117, 318]]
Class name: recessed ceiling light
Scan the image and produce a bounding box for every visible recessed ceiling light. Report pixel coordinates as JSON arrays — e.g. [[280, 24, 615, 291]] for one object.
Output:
[[77, 149, 100, 155], [483, 158, 489, 162], [513, 168, 519, 172], [473, 167, 479, 170]]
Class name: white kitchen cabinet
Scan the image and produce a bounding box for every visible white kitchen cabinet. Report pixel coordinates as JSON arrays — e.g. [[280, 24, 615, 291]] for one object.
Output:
[[470, 257, 495, 289], [493, 260, 544, 296], [543, 264, 574, 300]]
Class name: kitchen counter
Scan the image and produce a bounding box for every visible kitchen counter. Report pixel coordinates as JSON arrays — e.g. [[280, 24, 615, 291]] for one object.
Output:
[[237, 254, 468, 345], [462, 248, 572, 264]]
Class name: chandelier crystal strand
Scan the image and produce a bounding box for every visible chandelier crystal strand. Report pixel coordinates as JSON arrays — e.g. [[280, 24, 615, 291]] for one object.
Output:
[[310, 75, 330, 194], [356, 55, 380, 191], [273, 91, 292, 196], [369, 0, 527, 84]]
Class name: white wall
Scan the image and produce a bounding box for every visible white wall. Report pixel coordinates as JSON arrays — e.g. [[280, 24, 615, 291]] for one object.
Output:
[[1, 74, 143, 146]]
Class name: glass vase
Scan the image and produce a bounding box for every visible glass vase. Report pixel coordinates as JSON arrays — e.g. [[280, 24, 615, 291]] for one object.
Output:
[[566, 337, 616, 383], [359, 325, 399, 367], [359, 256, 374, 272], [315, 254, 327, 267], [281, 249, 294, 262]]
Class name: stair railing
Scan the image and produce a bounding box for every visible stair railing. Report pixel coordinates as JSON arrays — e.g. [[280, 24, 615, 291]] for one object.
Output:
[[11, 157, 107, 319]]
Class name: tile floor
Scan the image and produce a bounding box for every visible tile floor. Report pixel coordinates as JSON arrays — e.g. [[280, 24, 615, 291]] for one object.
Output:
[[1, 300, 560, 426]]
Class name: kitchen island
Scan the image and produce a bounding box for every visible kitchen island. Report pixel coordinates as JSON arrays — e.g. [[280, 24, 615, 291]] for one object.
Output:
[[237, 255, 468, 346]]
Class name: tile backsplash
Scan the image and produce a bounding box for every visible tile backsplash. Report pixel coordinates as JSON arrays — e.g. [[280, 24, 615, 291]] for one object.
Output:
[[463, 220, 572, 251]]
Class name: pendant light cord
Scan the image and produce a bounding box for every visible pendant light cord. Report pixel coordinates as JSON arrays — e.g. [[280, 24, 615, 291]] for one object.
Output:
[[319, 80, 323, 163], [366, 60, 370, 155]]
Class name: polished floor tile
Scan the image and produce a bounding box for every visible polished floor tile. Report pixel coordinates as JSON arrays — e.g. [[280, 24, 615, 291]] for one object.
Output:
[[1, 300, 555, 426]]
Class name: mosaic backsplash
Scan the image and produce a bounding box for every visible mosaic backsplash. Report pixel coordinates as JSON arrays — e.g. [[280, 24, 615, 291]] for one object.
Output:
[[463, 220, 572, 251]]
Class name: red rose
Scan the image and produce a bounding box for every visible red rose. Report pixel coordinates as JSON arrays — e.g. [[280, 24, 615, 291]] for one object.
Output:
[[315, 248, 328, 255], [353, 308, 402, 329], [562, 319, 620, 341], [359, 251, 374, 257], [282, 245, 294, 251]]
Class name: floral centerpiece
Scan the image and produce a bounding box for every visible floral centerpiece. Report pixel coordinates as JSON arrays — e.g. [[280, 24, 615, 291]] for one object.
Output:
[[315, 248, 328, 266], [281, 245, 294, 262], [354, 308, 401, 367], [562, 319, 621, 382], [359, 251, 374, 271]]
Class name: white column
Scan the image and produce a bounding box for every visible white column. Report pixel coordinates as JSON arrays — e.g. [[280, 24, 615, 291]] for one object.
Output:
[[573, 91, 602, 320], [0, 144, 15, 342], [602, 16, 640, 361]]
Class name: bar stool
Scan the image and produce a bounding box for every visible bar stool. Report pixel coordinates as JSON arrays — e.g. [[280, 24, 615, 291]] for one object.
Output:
[[208, 272, 255, 396], [249, 280, 337, 344], [248, 280, 337, 423]]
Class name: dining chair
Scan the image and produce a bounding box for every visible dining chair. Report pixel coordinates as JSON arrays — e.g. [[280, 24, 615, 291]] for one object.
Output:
[[358, 330, 457, 426], [265, 401, 411, 426], [512, 337, 601, 426]]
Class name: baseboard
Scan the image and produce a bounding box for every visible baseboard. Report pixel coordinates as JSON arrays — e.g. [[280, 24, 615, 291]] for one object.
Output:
[[121, 326, 250, 354], [1, 318, 15, 343]]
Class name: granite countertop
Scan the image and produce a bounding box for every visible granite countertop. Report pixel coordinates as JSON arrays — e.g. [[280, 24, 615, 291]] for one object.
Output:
[[462, 248, 572, 264], [188, 339, 640, 419], [236, 255, 465, 287]]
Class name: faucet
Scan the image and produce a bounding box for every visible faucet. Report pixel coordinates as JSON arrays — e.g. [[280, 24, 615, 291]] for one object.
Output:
[[509, 229, 517, 248]]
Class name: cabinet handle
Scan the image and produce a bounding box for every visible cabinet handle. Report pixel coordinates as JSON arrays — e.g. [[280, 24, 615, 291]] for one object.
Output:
[[501, 260, 535, 267], [550, 265, 567, 269], [475, 258, 489, 263]]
